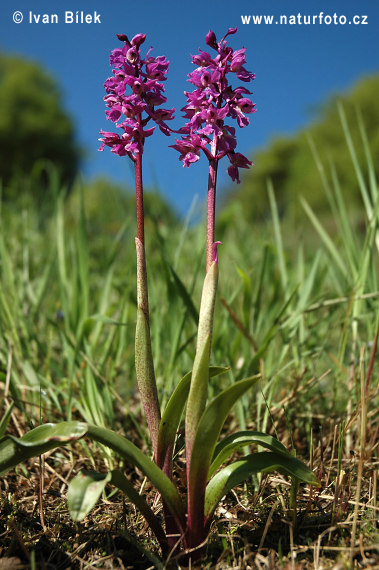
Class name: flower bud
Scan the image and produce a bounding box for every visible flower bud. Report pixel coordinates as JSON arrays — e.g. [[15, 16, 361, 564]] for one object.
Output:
[[205, 30, 217, 50]]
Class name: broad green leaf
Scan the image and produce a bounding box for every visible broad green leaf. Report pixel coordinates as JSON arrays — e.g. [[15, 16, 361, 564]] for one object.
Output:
[[196, 260, 218, 351], [68, 467, 169, 555], [188, 376, 260, 533], [156, 366, 229, 468], [185, 335, 211, 452], [0, 421, 88, 475], [135, 237, 161, 456], [186, 261, 219, 450], [209, 431, 290, 479], [205, 451, 321, 522], [135, 305, 160, 455], [157, 370, 191, 468], [68, 470, 112, 521], [87, 425, 185, 532], [0, 421, 185, 535]]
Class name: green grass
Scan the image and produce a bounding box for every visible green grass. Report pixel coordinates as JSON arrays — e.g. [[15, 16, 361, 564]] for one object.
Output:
[[0, 116, 378, 567]]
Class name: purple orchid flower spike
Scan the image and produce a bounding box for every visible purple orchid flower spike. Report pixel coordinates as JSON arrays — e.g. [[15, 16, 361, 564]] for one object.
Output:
[[99, 33, 175, 459], [170, 27, 256, 184], [171, 28, 256, 271], [99, 33, 175, 161]]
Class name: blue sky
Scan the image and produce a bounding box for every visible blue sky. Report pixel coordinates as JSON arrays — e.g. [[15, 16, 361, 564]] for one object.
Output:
[[1, 0, 378, 215]]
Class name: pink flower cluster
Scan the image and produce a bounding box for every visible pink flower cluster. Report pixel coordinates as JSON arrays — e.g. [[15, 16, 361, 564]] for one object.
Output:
[[99, 33, 174, 161], [170, 28, 256, 182]]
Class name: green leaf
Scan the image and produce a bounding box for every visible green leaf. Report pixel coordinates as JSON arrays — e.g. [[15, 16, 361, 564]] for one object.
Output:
[[190, 377, 260, 486], [249, 285, 299, 369], [157, 370, 191, 468], [0, 421, 185, 541], [156, 366, 229, 468], [205, 451, 321, 522], [301, 197, 347, 277], [68, 470, 112, 521], [85, 313, 130, 326], [77, 184, 89, 329], [110, 470, 169, 554], [0, 421, 88, 476], [135, 305, 160, 455], [209, 430, 290, 479], [67, 467, 169, 555], [87, 425, 186, 532], [188, 375, 260, 534], [0, 403, 14, 438], [268, 180, 288, 289], [185, 261, 219, 453], [167, 262, 199, 325], [185, 335, 211, 451], [236, 265, 252, 328]]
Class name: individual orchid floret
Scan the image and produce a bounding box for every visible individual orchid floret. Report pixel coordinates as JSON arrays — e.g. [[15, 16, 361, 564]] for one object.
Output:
[[99, 33, 175, 161], [171, 28, 256, 183]]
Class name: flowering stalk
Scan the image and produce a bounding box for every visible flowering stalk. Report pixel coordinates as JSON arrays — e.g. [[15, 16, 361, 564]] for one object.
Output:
[[171, 23, 256, 420], [185, 249, 218, 548], [171, 27, 256, 273], [170, 28, 256, 549], [134, 148, 161, 452], [206, 139, 219, 272], [135, 142, 145, 248], [99, 33, 174, 458]]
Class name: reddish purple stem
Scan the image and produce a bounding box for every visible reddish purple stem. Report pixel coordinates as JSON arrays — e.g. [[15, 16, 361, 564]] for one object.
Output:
[[206, 138, 219, 272], [135, 150, 145, 247]]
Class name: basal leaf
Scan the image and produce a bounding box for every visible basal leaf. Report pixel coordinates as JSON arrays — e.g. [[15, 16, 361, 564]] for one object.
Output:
[[87, 425, 186, 532], [185, 261, 219, 455], [0, 421, 88, 476], [209, 430, 290, 479], [185, 335, 211, 453], [157, 366, 229, 469], [205, 451, 320, 522], [68, 470, 112, 521], [68, 468, 169, 555], [187, 376, 259, 536], [135, 306, 160, 455]]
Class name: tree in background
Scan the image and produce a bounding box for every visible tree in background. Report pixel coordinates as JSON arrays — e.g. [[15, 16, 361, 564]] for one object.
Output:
[[0, 53, 79, 203], [227, 74, 379, 221], [66, 177, 179, 236]]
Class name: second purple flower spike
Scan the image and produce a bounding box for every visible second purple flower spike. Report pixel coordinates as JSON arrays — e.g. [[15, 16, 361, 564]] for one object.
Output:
[[171, 28, 256, 183]]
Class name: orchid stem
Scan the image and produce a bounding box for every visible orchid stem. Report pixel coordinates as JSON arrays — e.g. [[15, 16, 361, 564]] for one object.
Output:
[[206, 138, 219, 272], [135, 151, 145, 249], [134, 150, 161, 458], [134, 151, 149, 321]]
